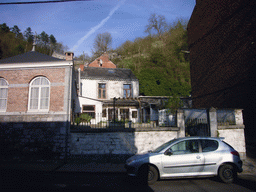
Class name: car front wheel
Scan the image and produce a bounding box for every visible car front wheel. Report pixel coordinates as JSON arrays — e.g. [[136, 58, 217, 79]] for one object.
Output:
[[147, 165, 158, 185], [138, 165, 159, 185], [218, 164, 237, 183]]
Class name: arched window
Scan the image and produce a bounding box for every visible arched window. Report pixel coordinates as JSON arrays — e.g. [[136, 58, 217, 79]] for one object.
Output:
[[29, 76, 50, 111], [0, 78, 8, 111]]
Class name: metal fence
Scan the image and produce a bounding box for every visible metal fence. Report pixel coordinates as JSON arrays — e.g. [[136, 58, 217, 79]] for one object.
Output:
[[217, 109, 236, 126], [185, 118, 210, 137], [71, 112, 177, 131]]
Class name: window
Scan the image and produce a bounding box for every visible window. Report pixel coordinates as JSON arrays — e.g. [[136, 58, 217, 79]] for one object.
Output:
[[102, 109, 106, 118], [108, 108, 118, 121], [98, 83, 106, 99], [0, 78, 8, 111], [132, 111, 137, 118], [29, 76, 50, 111], [82, 105, 95, 118], [120, 108, 129, 120], [201, 139, 218, 152], [170, 140, 199, 155], [123, 84, 132, 98]]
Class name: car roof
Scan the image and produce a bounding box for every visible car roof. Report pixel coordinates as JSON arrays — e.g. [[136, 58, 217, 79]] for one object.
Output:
[[175, 136, 224, 141]]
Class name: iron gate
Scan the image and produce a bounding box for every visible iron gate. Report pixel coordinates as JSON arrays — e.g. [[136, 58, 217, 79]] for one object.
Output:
[[185, 118, 210, 137]]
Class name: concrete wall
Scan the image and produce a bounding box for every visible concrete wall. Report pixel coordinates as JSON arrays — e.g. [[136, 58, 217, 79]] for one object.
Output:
[[70, 129, 179, 155], [217, 109, 246, 157], [70, 108, 246, 156], [218, 128, 246, 157]]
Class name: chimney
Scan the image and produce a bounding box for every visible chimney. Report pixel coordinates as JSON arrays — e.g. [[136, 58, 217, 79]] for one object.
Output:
[[79, 64, 84, 71], [65, 52, 74, 61]]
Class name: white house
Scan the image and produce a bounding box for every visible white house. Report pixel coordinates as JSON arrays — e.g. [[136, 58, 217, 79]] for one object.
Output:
[[75, 64, 140, 124]]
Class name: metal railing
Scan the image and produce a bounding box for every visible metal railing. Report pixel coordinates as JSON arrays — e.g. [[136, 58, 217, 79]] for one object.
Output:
[[71, 112, 178, 131]]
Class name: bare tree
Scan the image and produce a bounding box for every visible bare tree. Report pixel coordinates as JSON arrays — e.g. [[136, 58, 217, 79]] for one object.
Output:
[[145, 13, 168, 37], [92, 32, 112, 57]]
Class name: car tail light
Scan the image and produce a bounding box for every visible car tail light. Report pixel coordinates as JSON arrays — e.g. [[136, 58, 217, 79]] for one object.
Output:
[[231, 151, 240, 157]]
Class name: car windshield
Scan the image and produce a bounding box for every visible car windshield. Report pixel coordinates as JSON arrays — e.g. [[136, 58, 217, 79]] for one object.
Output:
[[152, 139, 178, 153]]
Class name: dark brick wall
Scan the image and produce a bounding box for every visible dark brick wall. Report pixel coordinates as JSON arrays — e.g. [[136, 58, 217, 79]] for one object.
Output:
[[188, 0, 255, 109], [188, 0, 256, 143]]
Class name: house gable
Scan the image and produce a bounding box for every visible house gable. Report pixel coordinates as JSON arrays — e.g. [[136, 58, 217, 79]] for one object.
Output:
[[88, 53, 116, 68]]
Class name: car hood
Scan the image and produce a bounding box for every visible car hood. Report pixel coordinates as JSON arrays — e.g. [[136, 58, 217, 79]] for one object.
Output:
[[127, 152, 159, 162]]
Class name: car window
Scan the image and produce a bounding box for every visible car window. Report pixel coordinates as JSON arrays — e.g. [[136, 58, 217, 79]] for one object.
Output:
[[201, 139, 218, 152], [222, 141, 234, 149], [152, 139, 178, 153], [169, 140, 199, 155]]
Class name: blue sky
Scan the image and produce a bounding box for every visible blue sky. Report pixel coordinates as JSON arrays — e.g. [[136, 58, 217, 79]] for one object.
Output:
[[0, 0, 195, 57]]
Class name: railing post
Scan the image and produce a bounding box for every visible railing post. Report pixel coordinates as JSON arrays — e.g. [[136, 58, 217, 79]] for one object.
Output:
[[177, 109, 185, 137], [235, 109, 244, 125], [208, 107, 217, 137]]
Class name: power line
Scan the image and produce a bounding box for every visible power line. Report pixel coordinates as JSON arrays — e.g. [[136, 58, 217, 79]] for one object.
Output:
[[0, 0, 90, 5]]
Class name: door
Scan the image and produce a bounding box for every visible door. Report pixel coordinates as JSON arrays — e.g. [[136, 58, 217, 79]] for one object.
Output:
[[161, 139, 205, 177]]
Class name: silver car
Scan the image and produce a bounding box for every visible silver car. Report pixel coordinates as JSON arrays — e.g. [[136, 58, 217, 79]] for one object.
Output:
[[125, 137, 243, 185]]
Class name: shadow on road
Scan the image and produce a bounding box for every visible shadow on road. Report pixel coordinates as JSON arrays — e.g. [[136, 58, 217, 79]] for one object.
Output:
[[236, 176, 256, 191], [1, 169, 256, 192], [0, 169, 154, 192]]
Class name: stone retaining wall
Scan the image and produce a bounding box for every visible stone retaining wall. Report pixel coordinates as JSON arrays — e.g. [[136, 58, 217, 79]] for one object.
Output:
[[70, 128, 180, 155], [0, 114, 69, 161], [218, 125, 246, 158]]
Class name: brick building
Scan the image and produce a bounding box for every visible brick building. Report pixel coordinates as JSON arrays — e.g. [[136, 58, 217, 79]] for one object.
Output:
[[87, 52, 116, 68], [187, 0, 256, 149], [0, 50, 75, 160]]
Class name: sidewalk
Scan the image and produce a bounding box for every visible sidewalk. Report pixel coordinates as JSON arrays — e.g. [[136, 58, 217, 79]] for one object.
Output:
[[0, 155, 129, 173], [0, 155, 255, 176]]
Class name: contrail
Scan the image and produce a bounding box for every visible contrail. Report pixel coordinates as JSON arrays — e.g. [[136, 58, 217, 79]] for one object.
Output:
[[71, 0, 126, 52]]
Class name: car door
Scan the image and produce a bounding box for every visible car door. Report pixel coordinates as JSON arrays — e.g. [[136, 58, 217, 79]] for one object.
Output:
[[200, 139, 220, 175], [161, 139, 205, 177]]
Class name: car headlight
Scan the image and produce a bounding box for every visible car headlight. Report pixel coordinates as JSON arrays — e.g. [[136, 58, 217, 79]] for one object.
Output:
[[126, 158, 138, 165]]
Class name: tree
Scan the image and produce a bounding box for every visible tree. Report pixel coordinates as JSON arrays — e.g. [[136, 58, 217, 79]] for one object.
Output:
[[0, 23, 10, 34], [92, 32, 112, 58], [39, 31, 49, 46], [49, 34, 57, 52], [54, 42, 69, 54], [113, 18, 190, 111], [145, 13, 168, 37], [24, 27, 34, 43], [49, 34, 56, 45], [11, 25, 22, 38], [75, 53, 91, 63]]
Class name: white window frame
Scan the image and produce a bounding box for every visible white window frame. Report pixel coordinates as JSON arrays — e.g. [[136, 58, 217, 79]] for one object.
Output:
[[123, 84, 132, 98], [0, 78, 8, 112], [28, 76, 50, 112], [98, 83, 106, 99]]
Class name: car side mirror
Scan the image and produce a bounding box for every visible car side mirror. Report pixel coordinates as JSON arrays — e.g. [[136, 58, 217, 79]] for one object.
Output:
[[164, 149, 173, 156]]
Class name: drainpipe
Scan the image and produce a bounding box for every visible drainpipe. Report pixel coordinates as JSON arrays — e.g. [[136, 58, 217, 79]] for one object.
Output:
[[78, 68, 81, 96], [65, 63, 73, 164]]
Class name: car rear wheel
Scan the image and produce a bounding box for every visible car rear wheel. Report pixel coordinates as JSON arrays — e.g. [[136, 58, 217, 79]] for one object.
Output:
[[218, 164, 237, 183]]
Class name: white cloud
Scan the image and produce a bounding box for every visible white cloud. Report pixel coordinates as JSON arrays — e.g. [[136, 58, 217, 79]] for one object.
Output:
[[71, 0, 126, 52]]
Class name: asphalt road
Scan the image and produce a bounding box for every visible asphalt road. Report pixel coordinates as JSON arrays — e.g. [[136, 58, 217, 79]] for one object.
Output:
[[1, 170, 256, 192]]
